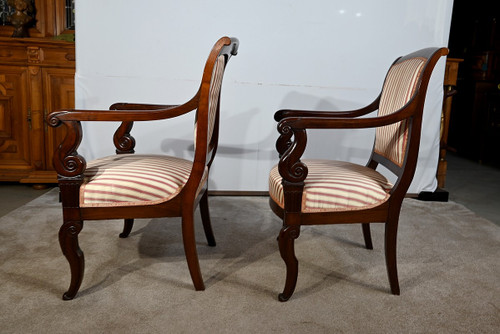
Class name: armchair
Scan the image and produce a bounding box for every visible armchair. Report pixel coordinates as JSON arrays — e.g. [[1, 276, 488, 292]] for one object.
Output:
[[269, 47, 448, 301], [47, 36, 239, 300]]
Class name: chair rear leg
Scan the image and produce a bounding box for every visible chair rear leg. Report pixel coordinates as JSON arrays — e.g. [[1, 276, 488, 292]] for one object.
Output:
[[384, 218, 400, 295], [199, 190, 216, 246], [182, 209, 205, 290], [59, 220, 85, 300], [119, 218, 134, 238], [278, 225, 300, 302], [362, 223, 373, 249]]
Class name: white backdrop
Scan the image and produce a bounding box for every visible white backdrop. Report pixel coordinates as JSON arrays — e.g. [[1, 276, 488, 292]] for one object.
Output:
[[75, 0, 453, 193]]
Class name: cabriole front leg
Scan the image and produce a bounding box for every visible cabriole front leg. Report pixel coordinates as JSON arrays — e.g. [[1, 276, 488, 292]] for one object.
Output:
[[59, 220, 84, 300], [277, 224, 300, 302]]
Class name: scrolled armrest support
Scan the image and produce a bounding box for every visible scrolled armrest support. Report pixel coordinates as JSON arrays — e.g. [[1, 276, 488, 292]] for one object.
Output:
[[277, 122, 308, 184], [48, 115, 86, 178], [276, 121, 293, 157], [113, 121, 135, 154]]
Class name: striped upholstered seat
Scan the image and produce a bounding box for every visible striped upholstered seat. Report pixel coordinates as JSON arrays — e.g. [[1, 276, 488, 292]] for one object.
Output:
[[80, 154, 206, 207], [269, 160, 392, 213]]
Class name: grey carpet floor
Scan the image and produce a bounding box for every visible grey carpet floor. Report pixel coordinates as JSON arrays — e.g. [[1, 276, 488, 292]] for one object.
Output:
[[0, 190, 499, 333]]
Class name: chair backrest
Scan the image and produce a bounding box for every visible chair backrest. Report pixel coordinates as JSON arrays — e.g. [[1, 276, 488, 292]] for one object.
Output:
[[193, 37, 238, 167], [371, 48, 448, 189], [207, 55, 225, 148], [375, 58, 426, 166]]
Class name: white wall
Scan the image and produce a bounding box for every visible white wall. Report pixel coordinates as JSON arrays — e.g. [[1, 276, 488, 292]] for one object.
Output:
[[75, 0, 453, 193]]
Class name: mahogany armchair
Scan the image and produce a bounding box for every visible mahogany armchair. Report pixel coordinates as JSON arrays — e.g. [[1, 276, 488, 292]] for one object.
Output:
[[269, 47, 448, 301], [47, 36, 239, 300]]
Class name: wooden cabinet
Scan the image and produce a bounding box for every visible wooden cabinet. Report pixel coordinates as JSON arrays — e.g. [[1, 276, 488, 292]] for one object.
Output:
[[0, 64, 31, 178], [0, 1, 74, 185], [42, 67, 73, 173], [437, 58, 462, 188]]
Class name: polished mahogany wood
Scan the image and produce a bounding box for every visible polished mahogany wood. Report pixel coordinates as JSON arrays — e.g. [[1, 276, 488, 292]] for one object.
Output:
[[270, 47, 449, 301], [274, 96, 381, 121], [48, 37, 239, 300]]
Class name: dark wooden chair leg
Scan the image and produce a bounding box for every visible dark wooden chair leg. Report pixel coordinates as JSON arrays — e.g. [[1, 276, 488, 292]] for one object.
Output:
[[119, 218, 134, 238], [362, 223, 373, 249], [199, 190, 216, 246], [182, 209, 205, 291], [278, 225, 300, 302], [384, 218, 400, 295], [59, 220, 85, 300]]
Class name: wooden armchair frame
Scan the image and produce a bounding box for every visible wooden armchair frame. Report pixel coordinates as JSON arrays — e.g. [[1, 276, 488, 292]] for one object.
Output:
[[269, 47, 448, 301], [47, 37, 239, 300]]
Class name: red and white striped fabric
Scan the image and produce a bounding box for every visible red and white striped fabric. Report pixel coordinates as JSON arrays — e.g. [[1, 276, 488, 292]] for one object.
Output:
[[269, 159, 392, 212], [375, 58, 425, 166], [80, 154, 204, 207], [194, 55, 225, 149], [208, 55, 225, 143]]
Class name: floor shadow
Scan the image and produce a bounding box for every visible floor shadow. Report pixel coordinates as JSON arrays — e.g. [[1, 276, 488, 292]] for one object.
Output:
[[75, 197, 281, 297]]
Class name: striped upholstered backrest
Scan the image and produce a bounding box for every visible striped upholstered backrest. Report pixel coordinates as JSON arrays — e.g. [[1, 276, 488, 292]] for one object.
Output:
[[194, 55, 225, 153], [374, 58, 426, 166], [207, 55, 225, 144]]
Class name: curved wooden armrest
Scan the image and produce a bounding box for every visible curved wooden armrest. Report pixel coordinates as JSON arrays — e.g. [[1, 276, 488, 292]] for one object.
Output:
[[106, 103, 181, 153], [274, 95, 380, 122], [276, 103, 416, 184], [279, 103, 415, 130], [104, 102, 186, 153], [47, 95, 200, 177], [109, 102, 179, 110], [48, 95, 198, 124]]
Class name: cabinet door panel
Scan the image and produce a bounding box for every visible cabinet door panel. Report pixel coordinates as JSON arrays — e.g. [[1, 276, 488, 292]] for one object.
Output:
[[43, 68, 74, 170], [0, 66, 31, 175]]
